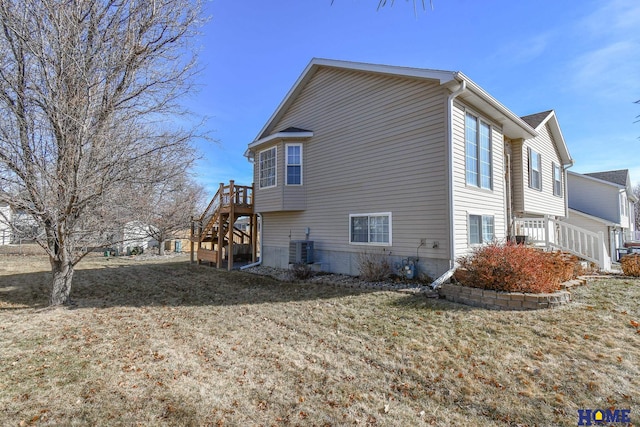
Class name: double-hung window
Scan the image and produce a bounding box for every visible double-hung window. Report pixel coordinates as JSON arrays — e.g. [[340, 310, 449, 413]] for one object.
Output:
[[259, 147, 276, 189], [469, 214, 495, 245], [552, 163, 562, 196], [349, 213, 391, 245], [465, 112, 492, 189], [286, 144, 302, 185], [528, 148, 542, 190], [621, 193, 627, 216]]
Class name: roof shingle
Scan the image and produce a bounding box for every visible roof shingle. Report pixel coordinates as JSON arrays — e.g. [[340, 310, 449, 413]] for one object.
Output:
[[584, 169, 629, 186]]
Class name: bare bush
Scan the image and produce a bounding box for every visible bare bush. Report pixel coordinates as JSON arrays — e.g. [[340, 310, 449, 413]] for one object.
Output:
[[357, 251, 393, 282]]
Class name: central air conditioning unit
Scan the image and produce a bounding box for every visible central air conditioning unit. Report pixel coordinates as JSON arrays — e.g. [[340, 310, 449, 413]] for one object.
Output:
[[289, 240, 314, 264]]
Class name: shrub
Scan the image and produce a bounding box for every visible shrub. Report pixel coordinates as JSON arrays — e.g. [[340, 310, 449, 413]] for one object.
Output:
[[358, 251, 392, 282], [287, 262, 313, 281], [455, 242, 578, 294], [547, 251, 581, 283], [621, 254, 640, 277]]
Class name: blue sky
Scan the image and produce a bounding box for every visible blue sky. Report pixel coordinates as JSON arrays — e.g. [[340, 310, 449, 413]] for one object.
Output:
[[188, 0, 640, 196]]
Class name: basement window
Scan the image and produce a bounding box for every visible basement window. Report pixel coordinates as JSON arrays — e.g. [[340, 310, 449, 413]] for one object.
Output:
[[349, 213, 391, 245]]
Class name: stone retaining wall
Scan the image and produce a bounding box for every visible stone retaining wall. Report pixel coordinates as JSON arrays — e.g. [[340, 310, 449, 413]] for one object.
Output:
[[439, 283, 571, 310]]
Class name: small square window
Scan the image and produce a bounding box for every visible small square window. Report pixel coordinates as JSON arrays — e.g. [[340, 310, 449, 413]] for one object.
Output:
[[349, 213, 391, 245], [469, 214, 495, 245]]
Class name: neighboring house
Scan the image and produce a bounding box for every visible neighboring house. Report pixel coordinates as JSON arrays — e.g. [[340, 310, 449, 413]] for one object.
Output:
[[564, 170, 638, 262], [0, 205, 40, 244], [0, 204, 10, 245], [244, 58, 574, 279], [116, 221, 157, 255]]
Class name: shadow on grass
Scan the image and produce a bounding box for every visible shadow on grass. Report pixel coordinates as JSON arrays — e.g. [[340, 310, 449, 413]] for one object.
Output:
[[0, 259, 398, 310]]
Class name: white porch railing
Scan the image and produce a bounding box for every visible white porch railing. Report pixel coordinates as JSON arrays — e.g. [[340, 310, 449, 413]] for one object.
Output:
[[625, 230, 640, 242], [514, 216, 611, 271]]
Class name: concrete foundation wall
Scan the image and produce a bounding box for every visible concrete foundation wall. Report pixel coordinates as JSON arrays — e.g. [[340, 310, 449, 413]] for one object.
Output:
[[262, 244, 451, 280]]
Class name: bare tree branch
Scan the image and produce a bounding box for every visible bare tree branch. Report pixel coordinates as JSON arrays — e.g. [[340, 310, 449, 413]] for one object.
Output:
[[0, 0, 204, 306]]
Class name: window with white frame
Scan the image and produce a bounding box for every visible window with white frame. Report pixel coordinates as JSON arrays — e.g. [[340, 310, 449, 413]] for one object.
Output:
[[465, 112, 492, 189], [528, 148, 542, 190], [621, 193, 627, 216], [286, 144, 302, 185], [553, 163, 562, 196], [469, 214, 494, 245], [349, 213, 391, 245], [259, 146, 276, 189]]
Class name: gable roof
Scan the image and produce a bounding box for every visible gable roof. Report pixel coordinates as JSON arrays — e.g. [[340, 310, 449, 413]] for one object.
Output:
[[249, 58, 539, 149], [568, 169, 637, 202], [521, 110, 554, 128], [519, 110, 572, 166], [584, 169, 629, 187]]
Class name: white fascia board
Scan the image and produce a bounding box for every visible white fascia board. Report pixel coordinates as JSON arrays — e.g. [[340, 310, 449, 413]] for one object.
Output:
[[534, 111, 573, 166], [455, 72, 537, 140], [311, 58, 458, 85], [568, 171, 625, 189], [250, 58, 458, 144]]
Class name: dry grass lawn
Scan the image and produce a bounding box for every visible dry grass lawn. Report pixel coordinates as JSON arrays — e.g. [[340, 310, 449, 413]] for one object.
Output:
[[0, 253, 639, 426]]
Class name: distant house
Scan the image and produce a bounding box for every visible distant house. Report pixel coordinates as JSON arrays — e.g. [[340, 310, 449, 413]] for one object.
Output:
[[0, 204, 10, 245], [116, 221, 157, 255], [564, 170, 638, 261], [244, 58, 608, 278], [0, 205, 40, 245]]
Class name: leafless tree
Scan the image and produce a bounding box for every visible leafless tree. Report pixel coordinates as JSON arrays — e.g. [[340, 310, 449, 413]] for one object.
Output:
[[0, 0, 204, 305], [129, 174, 205, 256], [332, 0, 434, 12]]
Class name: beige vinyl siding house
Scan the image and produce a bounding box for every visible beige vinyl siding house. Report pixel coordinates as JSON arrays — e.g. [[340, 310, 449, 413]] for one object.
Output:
[[451, 101, 507, 258], [250, 66, 451, 276], [512, 111, 569, 218], [246, 59, 573, 279]]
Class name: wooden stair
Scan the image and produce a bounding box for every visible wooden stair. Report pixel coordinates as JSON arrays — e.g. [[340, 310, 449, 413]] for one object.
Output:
[[191, 180, 257, 270]]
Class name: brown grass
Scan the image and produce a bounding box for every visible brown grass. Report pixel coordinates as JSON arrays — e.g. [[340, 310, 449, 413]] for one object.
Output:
[[0, 255, 639, 426]]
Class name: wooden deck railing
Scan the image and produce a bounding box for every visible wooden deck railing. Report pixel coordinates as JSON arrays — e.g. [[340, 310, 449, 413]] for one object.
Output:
[[199, 180, 253, 223]]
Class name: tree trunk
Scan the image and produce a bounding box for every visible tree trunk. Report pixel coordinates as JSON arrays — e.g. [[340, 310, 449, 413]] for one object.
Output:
[[158, 240, 165, 256], [50, 258, 74, 306]]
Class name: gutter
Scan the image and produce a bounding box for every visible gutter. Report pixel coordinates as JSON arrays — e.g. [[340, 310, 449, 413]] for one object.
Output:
[[240, 213, 263, 270], [446, 78, 466, 269]]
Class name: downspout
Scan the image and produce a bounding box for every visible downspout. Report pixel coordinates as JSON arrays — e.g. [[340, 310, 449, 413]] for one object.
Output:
[[240, 149, 263, 270], [240, 213, 263, 270], [431, 79, 465, 290], [446, 79, 466, 269], [561, 160, 574, 218], [505, 152, 513, 238]]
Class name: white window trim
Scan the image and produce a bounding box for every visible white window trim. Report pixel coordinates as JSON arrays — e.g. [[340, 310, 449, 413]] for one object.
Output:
[[285, 143, 303, 186], [258, 146, 277, 189], [528, 147, 542, 191], [349, 212, 392, 246], [552, 162, 562, 197], [465, 111, 493, 190], [468, 213, 495, 246], [620, 193, 627, 217]]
